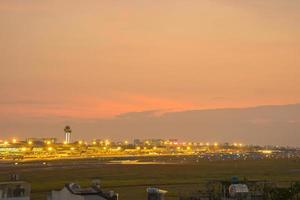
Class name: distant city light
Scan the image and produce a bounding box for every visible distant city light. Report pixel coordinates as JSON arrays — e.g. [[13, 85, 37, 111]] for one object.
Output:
[[21, 147, 27, 152], [105, 140, 110, 146], [0, 132, 285, 163]]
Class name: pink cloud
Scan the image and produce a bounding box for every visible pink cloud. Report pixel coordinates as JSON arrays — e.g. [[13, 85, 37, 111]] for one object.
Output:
[[1, 92, 298, 120], [0, 94, 198, 119]]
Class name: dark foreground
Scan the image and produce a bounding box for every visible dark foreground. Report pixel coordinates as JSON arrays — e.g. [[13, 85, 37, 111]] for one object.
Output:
[[1, 157, 300, 200]]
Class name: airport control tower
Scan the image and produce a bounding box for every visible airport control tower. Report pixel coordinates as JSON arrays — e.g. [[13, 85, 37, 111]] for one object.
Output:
[[64, 125, 72, 144]]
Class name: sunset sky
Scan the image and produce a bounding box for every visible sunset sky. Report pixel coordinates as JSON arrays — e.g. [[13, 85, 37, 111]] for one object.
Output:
[[1, 1, 300, 143]]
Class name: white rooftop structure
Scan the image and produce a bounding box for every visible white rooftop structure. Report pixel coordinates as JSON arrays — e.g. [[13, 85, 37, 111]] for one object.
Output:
[[228, 184, 249, 198], [48, 182, 118, 200]]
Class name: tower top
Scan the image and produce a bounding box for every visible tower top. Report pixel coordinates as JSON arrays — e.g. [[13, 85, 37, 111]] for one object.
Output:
[[64, 126, 72, 133]]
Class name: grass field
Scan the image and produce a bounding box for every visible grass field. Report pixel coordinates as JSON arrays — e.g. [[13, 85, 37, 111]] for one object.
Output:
[[1, 158, 300, 199]]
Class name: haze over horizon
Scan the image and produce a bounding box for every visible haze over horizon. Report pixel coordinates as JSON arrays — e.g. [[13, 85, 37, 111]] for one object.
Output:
[[1, 1, 300, 145]]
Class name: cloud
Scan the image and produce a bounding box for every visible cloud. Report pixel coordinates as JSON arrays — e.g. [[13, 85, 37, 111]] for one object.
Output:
[[0, 94, 197, 119], [1, 103, 300, 146], [115, 110, 162, 119]]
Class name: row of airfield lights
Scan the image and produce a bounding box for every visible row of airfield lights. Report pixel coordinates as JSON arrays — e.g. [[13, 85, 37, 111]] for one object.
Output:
[[1, 138, 244, 149]]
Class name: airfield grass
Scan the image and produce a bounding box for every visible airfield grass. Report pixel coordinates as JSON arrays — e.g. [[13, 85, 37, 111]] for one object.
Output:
[[2, 159, 300, 199]]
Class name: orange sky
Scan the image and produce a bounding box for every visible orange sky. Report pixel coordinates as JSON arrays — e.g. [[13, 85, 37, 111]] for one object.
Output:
[[1, 0, 300, 119]]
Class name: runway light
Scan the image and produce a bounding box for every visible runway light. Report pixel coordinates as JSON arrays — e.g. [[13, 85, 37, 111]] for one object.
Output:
[[261, 150, 273, 154]]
